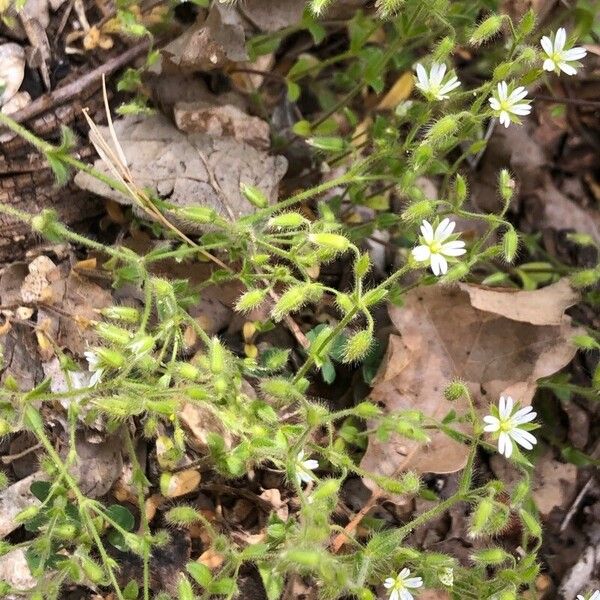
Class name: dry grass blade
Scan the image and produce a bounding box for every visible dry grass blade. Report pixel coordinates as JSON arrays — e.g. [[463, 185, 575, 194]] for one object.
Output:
[[81, 77, 230, 271]]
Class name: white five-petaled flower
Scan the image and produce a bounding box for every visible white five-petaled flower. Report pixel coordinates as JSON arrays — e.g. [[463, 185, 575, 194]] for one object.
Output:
[[541, 28, 587, 76], [296, 450, 319, 485], [577, 591, 600, 600], [384, 568, 423, 600], [488, 81, 532, 128], [483, 395, 537, 459], [414, 63, 461, 101], [412, 218, 466, 276], [84, 350, 104, 387]]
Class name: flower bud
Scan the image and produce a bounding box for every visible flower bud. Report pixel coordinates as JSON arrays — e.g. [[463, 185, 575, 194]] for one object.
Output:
[[353, 401, 382, 418], [176, 363, 199, 380], [413, 143, 434, 169], [454, 174, 467, 205], [354, 253, 371, 278], [498, 169, 515, 203], [284, 548, 322, 568], [362, 288, 388, 307], [261, 377, 300, 402], [310, 0, 332, 16], [14, 505, 40, 523], [470, 15, 503, 45], [80, 556, 106, 584], [444, 380, 469, 402], [566, 232, 596, 247], [95, 323, 133, 346], [96, 348, 126, 369], [401, 200, 436, 223], [342, 329, 373, 363], [502, 228, 519, 263], [336, 293, 355, 314], [520, 509, 542, 537], [268, 212, 308, 229], [434, 36, 455, 61], [235, 289, 267, 313], [307, 136, 346, 152], [469, 497, 494, 537], [427, 115, 458, 144], [472, 547, 510, 565], [271, 284, 323, 321], [176, 206, 219, 224], [241, 184, 268, 208], [308, 233, 350, 252], [177, 575, 195, 600], [572, 335, 600, 350], [100, 306, 140, 323], [209, 338, 226, 374], [570, 268, 600, 288], [441, 262, 470, 283]]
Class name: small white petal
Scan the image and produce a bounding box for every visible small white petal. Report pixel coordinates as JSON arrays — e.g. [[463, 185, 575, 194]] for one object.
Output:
[[543, 58, 556, 71], [399, 568, 411, 579], [433, 253, 448, 275], [483, 415, 499, 424], [405, 577, 423, 589], [540, 36, 553, 56], [558, 62, 578, 76], [505, 396, 514, 416], [389, 591, 400, 600], [303, 459, 319, 470], [489, 97, 501, 110], [440, 242, 466, 257], [510, 428, 537, 449], [512, 406, 536, 424], [499, 111, 510, 127], [498, 431, 507, 456], [590, 591, 600, 600], [563, 46, 587, 61], [503, 432, 514, 458], [432, 63, 446, 85], [415, 64, 428, 88], [510, 104, 532, 116], [420, 220, 434, 243], [508, 86, 528, 102], [399, 591, 414, 600], [412, 245, 431, 262], [434, 218, 454, 241], [555, 27, 566, 52], [498, 81, 508, 100], [384, 578, 395, 589]]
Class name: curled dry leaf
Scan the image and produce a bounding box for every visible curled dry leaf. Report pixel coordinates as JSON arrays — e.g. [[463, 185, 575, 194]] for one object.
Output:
[[0, 43, 25, 107], [361, 280, 581, 484], [75, 113, 287, 230], [239, 0, 304, 32], [163, 3, 247, 71]]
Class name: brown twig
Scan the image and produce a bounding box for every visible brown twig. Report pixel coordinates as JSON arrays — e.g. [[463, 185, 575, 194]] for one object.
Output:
[[7, 40, 150, 125]]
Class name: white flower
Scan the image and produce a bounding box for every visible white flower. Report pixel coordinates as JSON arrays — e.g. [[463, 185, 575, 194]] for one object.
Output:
[[488, 81, 532, 128], [412, 218, 466, 276], [383, 568, 423, 600], [415, 63, 461, 101], [483, 396, 537, 459], [541, 28, 587, 76], [577, 592, 600, 600], [84, 350, 104, 387], [296, 450, 319, 485]]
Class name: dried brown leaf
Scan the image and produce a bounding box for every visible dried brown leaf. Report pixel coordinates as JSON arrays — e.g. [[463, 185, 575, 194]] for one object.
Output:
[[74, 113, 287, 230], [361, 281, 580, 481]]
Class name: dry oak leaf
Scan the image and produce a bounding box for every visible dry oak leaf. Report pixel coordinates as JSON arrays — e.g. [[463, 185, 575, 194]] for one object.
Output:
[[163, 3, 247, 71], [361, 280, 580, 482], [239, 0, 305, 32], [74, 113, 287, 231]]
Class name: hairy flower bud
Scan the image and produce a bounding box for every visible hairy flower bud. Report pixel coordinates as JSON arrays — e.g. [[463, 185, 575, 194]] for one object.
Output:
[[268, 212, 308, 229], [100, 306, 140, 323], [470, 15, 503, 45], [241, 184, 268, 208], [401, 200, 436, 223], [308, 233, 351, 252], [342, 329, 373, 363], [502, 228, 519, 263], [235, 289, 267, 313]]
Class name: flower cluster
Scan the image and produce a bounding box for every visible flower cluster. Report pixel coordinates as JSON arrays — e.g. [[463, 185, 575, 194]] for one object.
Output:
[[414, 29, 585, 130]]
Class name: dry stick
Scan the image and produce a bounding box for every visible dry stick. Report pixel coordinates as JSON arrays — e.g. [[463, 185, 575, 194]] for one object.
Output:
[[7, 40, 150, 125], [330, 446, 420, 553]]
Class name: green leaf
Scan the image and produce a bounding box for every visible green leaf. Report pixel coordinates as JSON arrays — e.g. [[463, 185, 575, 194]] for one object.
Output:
[[258, 563, 285, 600], [30, 481, 52, 502], [186, 561, 213, 588], [321, 358, 336, 384], [105, 505, 135, 531]]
